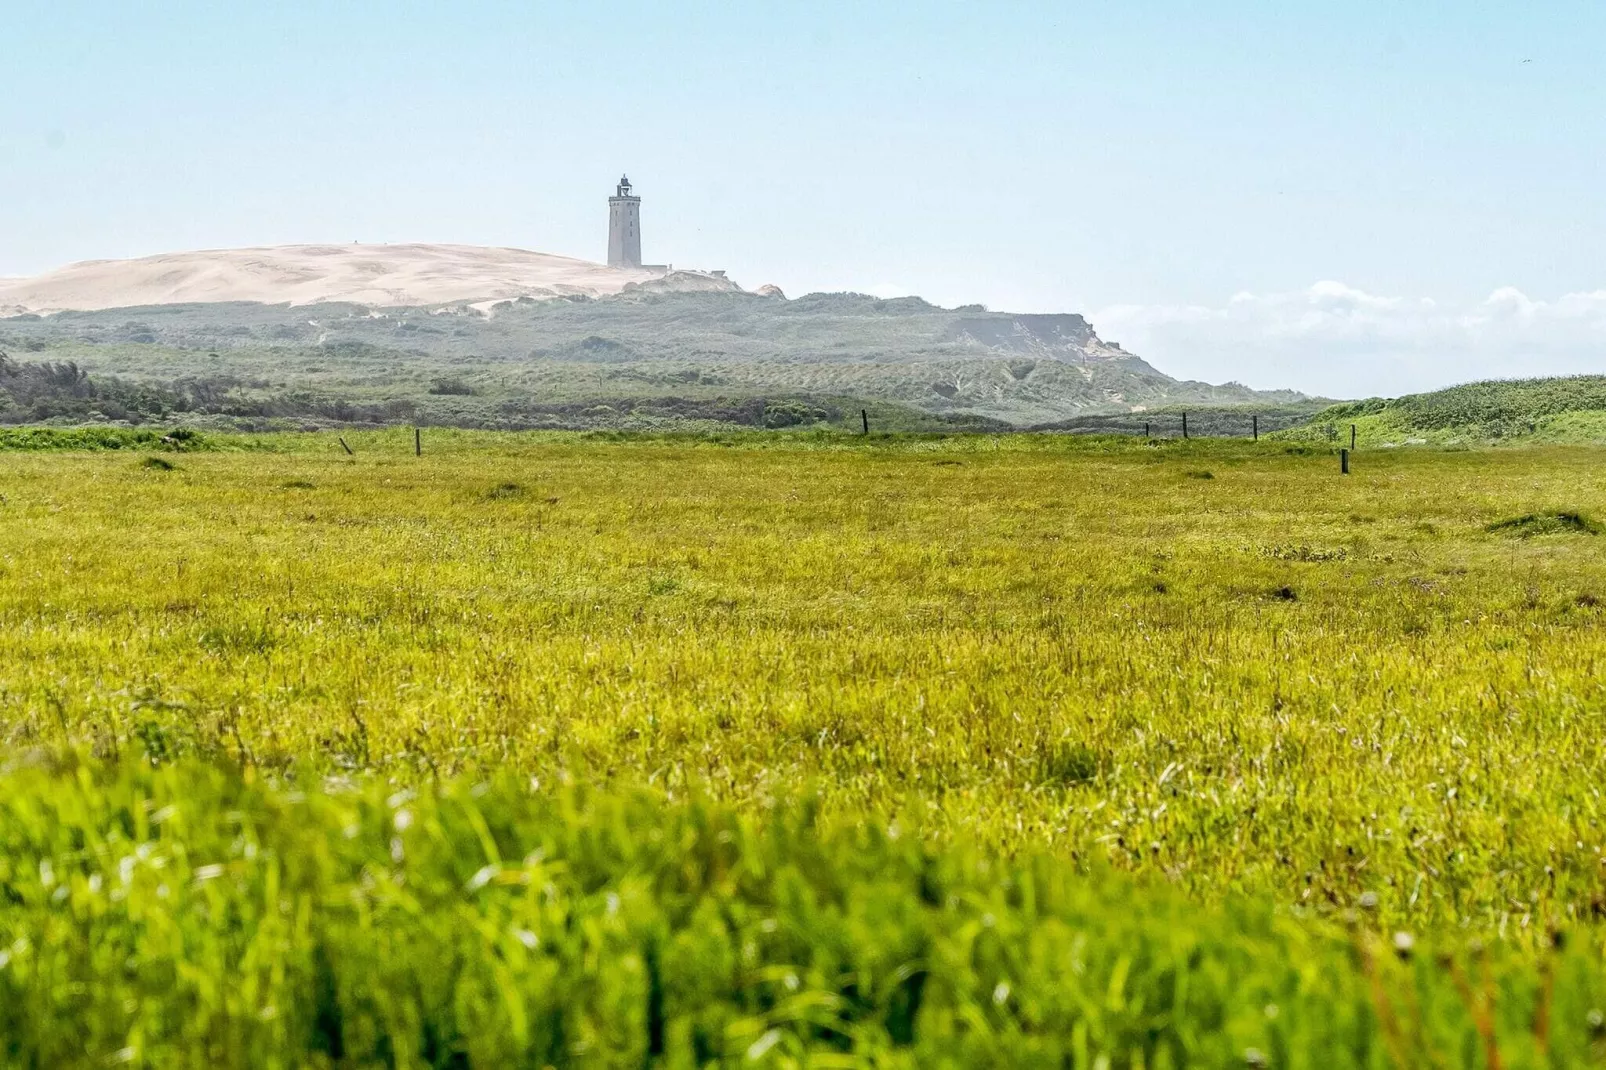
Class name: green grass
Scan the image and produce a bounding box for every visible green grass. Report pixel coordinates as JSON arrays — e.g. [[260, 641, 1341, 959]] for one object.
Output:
[[4, 758, 1604, 1069], [1283, 376, 1606, 447], [1486, 512, 1603, 538], [0, 426, 220, 452], [3, 432, 1606, 1064]]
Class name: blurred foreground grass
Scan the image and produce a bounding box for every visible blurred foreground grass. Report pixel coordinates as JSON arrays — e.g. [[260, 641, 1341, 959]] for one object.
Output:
[[2, 758, 1603, 1068]]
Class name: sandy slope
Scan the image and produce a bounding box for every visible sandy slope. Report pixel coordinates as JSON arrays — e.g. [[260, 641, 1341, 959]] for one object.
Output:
[[0, 244, 736, 313]]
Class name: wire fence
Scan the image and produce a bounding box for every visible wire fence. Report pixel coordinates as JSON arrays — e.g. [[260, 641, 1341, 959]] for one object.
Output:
[[1029, 410, 1324, 440]]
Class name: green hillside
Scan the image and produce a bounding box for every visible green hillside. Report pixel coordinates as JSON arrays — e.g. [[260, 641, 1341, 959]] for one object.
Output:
[[1281, 375, 1606, 447], [1, 292, 1305, 430]]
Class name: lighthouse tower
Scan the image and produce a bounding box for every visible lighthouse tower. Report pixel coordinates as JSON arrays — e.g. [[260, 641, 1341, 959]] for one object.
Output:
[[607, 175, 642, 269]]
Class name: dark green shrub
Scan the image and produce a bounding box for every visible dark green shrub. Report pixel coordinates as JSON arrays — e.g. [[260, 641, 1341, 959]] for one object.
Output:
[[429, 378, 476, 396], [1040, 740, 1105, 786]]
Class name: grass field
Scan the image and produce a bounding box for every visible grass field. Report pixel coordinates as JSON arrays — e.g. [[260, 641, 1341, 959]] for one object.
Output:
[[3, 431, 1606, 1065]]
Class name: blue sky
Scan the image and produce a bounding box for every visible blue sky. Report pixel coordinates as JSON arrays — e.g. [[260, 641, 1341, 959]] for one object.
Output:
[[4, 1, 1603, 395]]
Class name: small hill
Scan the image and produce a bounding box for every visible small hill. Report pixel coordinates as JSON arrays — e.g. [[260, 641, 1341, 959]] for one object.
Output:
[[1282, 376, 1606, 446], [0, 244, 738, 314]]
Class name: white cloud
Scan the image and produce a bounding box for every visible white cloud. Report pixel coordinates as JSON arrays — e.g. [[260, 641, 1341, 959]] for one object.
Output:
[[1093, 283, 1606, 398]]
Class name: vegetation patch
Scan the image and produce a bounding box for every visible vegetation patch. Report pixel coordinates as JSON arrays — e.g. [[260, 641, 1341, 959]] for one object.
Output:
[[1261, 544, 1349, 562], [1038, 739, 1106, 786], [761, 399, 831, 428], [0, 426, 214, 452], [1486, 511, 1601, 538], [646, 573, 683, 596]]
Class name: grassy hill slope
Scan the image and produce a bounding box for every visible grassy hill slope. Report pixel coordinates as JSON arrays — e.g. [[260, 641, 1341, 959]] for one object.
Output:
[[1280, 375, 1606, 447]]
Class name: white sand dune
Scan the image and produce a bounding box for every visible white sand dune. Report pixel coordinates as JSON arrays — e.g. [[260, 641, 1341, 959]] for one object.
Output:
[[0, 244, 737, 314]]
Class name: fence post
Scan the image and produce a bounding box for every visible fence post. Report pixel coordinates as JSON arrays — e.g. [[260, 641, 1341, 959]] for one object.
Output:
[[1350, 424, 1357, 450], [415, 427, 422, 457], [1341, 448, 1350, 475], [338, 436, 354, 456], [1182, 412, 1188, 439], [1144, 421, 1151, 438], [861, 409, 869, 435], [1252, 415, 1258, 442]]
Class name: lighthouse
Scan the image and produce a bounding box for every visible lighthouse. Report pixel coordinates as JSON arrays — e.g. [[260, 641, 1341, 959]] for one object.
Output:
[[607, 175, 642, 269]]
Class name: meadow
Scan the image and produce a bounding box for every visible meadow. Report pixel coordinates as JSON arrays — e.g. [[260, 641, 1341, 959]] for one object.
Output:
[[2, 430, 1605, 1065]]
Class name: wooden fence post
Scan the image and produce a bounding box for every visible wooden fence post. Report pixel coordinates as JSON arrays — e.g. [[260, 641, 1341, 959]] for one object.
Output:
[[1144, 421, 1151, 438], [415, 427, 422, 457], [1350, 424, 1357, 450], [1252, 415, 1258, 442], [1182, 412, 1188, 439], [861, 409, 869, 435], [338, 436, 353, 456], [1341, 448, 1350, 475]]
